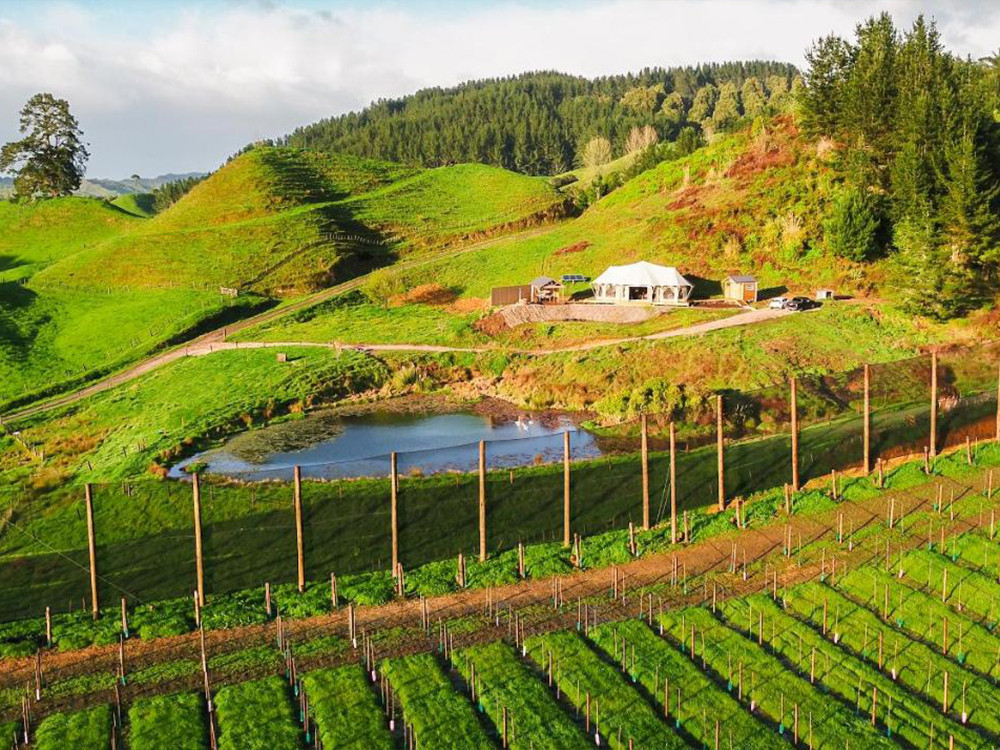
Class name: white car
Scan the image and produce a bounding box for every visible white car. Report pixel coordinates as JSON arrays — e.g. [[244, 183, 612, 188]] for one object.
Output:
[[768, 297, 788, 309]]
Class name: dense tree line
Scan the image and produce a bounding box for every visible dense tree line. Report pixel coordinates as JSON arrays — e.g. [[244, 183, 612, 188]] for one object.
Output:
[[284, 63, 798, 175], [801, 14, 1000, 318], [151, 174, 205, 212]]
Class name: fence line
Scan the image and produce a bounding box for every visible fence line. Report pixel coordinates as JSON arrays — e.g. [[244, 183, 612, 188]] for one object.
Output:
[[1, 345, 999, 623]]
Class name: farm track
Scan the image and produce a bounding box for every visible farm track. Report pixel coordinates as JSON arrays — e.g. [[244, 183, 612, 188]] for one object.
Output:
[[1, 224, 559, 424], [2, 469, 991, 727], [2, 244, 795, 424]]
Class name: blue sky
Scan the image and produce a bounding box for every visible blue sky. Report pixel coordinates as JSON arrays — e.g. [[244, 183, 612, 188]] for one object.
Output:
[[2, 0, 998, 177]]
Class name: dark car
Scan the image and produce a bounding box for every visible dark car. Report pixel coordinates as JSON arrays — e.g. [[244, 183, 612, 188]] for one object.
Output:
[[785, 296, 819, 311]]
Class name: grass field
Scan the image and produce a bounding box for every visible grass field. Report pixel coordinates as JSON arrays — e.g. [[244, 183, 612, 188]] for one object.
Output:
[[0, 147, 564, 411]]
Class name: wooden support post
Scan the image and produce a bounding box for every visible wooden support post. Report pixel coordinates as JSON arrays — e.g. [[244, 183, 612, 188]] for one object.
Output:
[[930, 349, 939, 458], [330, 573, 337, 610], [563, 431, 571, 547], [477, 442, 487, 562], [391, 452, 399, 572], [863, 364, 872, 474], [641, 415, 650, 531], [790, 377, 800, 491], [45, 607, 52, 647], [669, 421, 678, 544], [716, 395, 725, 511], [85, 484, 100, 619], [191, 475, 205, 608], [294, 466, 305, 592]]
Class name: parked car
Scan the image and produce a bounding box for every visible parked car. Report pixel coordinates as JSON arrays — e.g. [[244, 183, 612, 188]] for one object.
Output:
[[768, 296, 788, 309], [785, 296, 819, 311]]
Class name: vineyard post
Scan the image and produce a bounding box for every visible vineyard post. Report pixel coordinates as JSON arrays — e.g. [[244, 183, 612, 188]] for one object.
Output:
[[863, 364, 872, 474], [563, 431, 571, 547], [930, 349, 938, 458], [791, 377, 800, 491], [716, 395, 725, 511], [478, 442, 487, 562], [45, 607, 51, 647], [669, 421, 678, 544], [641, 415, 650, 531], [391, 452, 399, 572], [85, 483, 100, 619], [294, 466, 305, 592]]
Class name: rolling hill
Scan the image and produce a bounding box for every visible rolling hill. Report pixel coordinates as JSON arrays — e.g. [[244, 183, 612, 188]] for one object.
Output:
[[238, 117, 852, 348], [0, 147, 567, 410]]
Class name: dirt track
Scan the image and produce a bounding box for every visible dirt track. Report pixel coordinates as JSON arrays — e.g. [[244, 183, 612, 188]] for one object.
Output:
[[3, 307, 794, 424]]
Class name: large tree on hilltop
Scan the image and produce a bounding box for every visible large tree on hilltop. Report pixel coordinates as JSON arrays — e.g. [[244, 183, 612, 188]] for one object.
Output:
[[1, 93, 89, 199]]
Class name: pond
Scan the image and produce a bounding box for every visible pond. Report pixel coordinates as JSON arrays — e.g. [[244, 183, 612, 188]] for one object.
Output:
[[169, 410, 603, 480]]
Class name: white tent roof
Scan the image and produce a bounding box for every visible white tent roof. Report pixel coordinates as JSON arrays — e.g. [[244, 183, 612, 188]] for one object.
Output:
[[592, 261, 692, 288]]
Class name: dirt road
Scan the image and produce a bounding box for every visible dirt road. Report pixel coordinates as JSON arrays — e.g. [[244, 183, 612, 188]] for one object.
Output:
[[3, 285, 791, 424]]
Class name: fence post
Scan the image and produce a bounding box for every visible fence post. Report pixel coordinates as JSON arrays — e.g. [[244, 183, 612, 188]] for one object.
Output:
[[930, 349, 938, 458], [791, 377, 800, 492], [85, 484, 100, 619], [192, 474, 205, 608], [391, 452, 399, 572], [863, 364, 872, 474], [478, 441, 487, 562], [641, 415, 650, 531], [670, 422, 678, 545], [716, 395, 725, 511], [563, 431, 571, 547], [995, 355, 1000, 443], [294, 466, 305, 592]]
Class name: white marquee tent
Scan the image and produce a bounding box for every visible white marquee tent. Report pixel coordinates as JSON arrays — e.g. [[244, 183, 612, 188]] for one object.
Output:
[[591, 261, 693, 305]]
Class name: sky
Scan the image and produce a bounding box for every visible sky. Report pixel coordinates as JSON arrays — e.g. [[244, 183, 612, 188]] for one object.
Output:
[[2, 0, 999, 177]]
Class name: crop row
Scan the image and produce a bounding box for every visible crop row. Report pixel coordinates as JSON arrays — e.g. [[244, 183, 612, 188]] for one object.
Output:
[[301, 665, 394, 750], [787, 581, 1000, 740], [525, 629, 685, 749], [657, 605, 896, 748], [381, 651, 492, 748], [451, 640, 588, 749], [719, 593, 977, 747]]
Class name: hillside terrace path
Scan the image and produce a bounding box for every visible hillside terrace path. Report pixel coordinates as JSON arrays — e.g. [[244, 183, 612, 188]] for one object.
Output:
[[5, 301, 793, 424], [0, 466, 989, 725]]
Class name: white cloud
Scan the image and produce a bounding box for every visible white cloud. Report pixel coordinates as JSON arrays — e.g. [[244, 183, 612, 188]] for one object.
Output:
[[1, 0, 999, 176]]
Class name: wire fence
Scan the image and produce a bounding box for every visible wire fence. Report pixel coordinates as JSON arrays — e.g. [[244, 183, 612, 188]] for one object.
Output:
[[0, 342, 998, 622]]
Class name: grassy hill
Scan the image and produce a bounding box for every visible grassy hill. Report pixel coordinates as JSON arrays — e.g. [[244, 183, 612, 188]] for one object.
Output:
[[38, 147, 566, 296], [0, 148, 566, 410], [0, 198, 140, 282], [110, 193, 156, 218], [237, 118, 850, 348]]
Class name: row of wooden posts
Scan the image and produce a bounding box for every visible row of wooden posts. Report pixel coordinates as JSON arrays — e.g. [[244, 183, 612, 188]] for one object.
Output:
[[77, 352, 1000, 619]]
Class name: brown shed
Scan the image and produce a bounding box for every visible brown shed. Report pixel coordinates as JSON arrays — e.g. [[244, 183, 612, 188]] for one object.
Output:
[[723, 275, 758, 304]]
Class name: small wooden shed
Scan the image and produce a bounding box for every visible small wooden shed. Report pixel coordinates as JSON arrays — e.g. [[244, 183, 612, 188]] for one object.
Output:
[[723, 275, 758, 304], [530, 276, 563, 303]]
